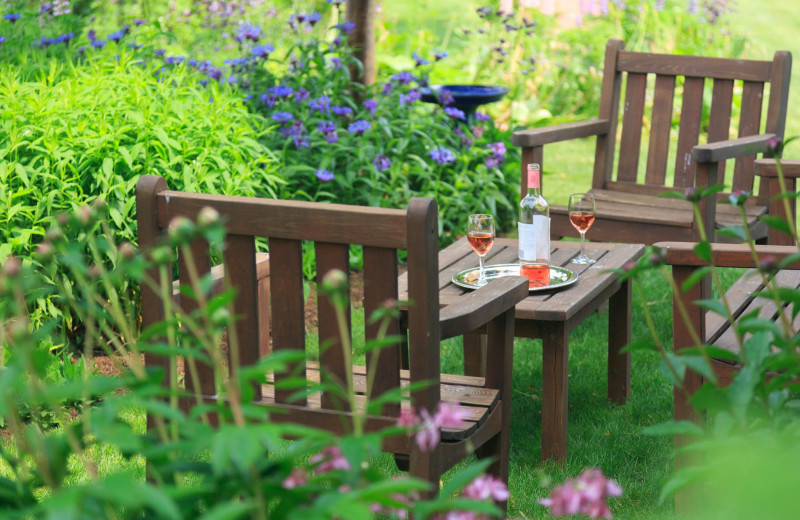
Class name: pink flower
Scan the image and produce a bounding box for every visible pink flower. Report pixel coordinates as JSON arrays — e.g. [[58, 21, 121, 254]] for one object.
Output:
[[282, 468, 307, 489], [414, 409, 439, 452], [463, 474, 509, 502], [434, 402, 470, 429], [397, 408, 420, 428], [310, 446, 351, 473], [539, 468, 622, 518]]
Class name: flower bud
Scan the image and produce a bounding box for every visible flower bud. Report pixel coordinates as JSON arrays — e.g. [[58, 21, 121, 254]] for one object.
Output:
[[197, 206, 221, 228], [4, 256, 21, 277], [92, 198, 108, 215], [767, 136, 782, 154], [34, 242, 54, 261], [88, 264, 103, 279], [150, 246, 172, 265], [46, 226, 65, 243], [321, 269, 348, 295], [168, 216, 195, 243], [76, 205, 93, 225], [684, 186, 700, 202], [648, 248, 666, 268], [759, 255, 778, 274], [728, 189, 749, 207], [57, 213, 69, 226], [119, 242, 137, 260], [622, 259, 638, 273]]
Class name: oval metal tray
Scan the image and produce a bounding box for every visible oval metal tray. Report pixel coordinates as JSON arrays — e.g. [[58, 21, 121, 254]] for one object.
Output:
[[452, 263, 578, 292]]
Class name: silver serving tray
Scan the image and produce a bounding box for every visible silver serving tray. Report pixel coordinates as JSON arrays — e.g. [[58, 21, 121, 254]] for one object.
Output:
[[452, 263, 578, 292]]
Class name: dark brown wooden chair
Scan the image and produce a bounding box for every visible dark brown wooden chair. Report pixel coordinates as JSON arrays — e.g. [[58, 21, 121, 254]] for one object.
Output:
[[661, 240, 800, 512], [513, 39, 792, 245], [137, 175, 528, 504]]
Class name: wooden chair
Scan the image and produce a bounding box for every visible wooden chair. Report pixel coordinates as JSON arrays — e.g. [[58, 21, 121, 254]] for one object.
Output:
[[513, 39, 792, 245], [136, 175, 529, 504], [661, 240, 800, 512]]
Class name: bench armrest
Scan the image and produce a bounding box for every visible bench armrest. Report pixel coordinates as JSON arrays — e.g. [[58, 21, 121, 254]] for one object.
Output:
[[755, 159, 800, 178], [173, 252, 270, 302], [692, 134, 776, 163], [439, 276, 528, 340], [655, 241, 799, 268], [512, 119, 610, 147]]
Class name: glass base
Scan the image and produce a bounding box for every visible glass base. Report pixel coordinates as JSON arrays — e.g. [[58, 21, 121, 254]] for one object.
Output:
[[571, 255, 596, 265]]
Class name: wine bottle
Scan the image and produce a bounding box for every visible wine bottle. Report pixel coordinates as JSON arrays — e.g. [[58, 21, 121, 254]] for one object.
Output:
[[518, 163, 550, 287]]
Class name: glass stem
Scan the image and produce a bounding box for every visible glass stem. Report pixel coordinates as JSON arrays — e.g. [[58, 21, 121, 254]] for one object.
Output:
[[579, 231, 587, 258], [479, 254, 486, 284]]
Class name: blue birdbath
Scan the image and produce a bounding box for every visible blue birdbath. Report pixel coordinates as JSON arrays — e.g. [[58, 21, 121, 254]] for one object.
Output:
[[420, 84, 509, 120]]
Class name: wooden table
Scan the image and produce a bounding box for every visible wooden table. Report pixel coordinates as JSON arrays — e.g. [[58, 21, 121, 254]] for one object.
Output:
[[398, 238, 645, 464]]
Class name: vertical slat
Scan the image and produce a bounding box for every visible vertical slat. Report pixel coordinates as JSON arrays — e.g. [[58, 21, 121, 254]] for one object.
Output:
[[178, 238, 216, 396], [316, 242, 351, 411], [363, 246, 401, 416], [616, 72, 647, 183], [706, 78, 734, 184], [732, 81, 764, 192], [645, 75, 676, 186], [269, 238, 306, 405], [407, 198, 441, 415], [223, 235, 261, 401], [764, 51, 792, 138], [593, 39, 625, 189], [673, 77, 705, 188], [136, 175, 170, 389]]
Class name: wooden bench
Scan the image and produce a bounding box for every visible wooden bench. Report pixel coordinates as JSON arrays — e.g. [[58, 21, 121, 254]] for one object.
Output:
[[513, 39, 792, 244], [137, 175, 529, 504]]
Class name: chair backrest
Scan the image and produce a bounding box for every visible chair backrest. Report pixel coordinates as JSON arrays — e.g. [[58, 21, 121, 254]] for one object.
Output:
[[594, 39, 791, 202], [136, 175, 442, 421]]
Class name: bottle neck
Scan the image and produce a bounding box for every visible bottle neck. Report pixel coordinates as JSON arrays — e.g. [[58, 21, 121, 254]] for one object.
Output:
[[526, 167, 541, 197], [527, 186, 542, 197]]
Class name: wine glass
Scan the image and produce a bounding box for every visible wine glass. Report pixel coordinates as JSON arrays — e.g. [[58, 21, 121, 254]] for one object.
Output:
[[467, 214, 495, 286], [568, 193, 596, 265]]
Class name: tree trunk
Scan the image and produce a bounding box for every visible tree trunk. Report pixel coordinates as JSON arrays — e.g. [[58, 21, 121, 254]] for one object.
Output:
[[345, 0, 376, 86]]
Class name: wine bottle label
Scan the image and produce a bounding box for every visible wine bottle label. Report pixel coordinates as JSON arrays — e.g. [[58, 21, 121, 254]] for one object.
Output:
[[518, 216, 550, 261]]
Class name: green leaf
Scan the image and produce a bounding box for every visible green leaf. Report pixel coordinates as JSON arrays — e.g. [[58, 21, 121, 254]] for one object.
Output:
[[693, 241, 712, 263], [14, 163, 30, 189], [717, 225, 747, 240], [200, 500, 256, 520], [696, 299, 727, 317], [681, 266, 711, 292], [658, 466, 703, 503], [761, 215, 793, 235]]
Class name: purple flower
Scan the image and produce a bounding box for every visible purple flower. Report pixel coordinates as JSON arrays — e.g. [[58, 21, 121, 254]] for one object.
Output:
[[485, 155, 501, 169], [438, 89, 455, 106], [133, 18, 147, 26], [128, 41, 142, 49], [475, 112, 491, 122], [295, 88, 310, 102], [392, 71, 414, 85], [324, 131, 339, 143], [272, 112, 294, 124], [294, 135, 309, 148], [207, 67, 222, 80], [330, 57, 342, 70], [108, 30, 124, 43], [444, 107, 466, 120], [270, 85, 293, 98], [363, 99, 378, 115], [309, 96, 331, 113], [252, 44, 274, 59], [489, 142, 506, 156], [336, 21, 356, 33], [328, 0, 344, 5], [373, 154, 391, 171], [412, 52, 429, 66], [429, 147, 456, 164], [434, 50, 449, 60], [56, 32, 74, 44], [153, 48, 165, 57], [307, 12, 322, 27], [332, 105, 353, 116], [477, 7, 492, 17], [381, 82, 394, 96], [236, 23, 262, 42], [0, 36, 5, 46], [317, 121, 336, 133], [91, 39, 106, 49], [407, 88, 421, 102], [348, 120, 371, 134], [767, 136, 783, 153], [165, 56, 185, 65], [260, 93, 276, 107], [315, 169, 334, 182], [3, 14, 21, 23], [87, 29, 97, 41]]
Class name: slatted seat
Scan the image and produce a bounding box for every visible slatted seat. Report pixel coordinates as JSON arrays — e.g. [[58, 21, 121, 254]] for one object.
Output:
[[137, 175, 529, 507], [513, 39, 792, 245]]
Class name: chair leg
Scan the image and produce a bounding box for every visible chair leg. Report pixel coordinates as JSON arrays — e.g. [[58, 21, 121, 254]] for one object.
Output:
[[463, 332, 486, 377], [409, 448, 441, 501]]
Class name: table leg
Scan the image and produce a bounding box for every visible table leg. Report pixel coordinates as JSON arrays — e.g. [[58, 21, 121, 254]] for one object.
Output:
[[608, 278, 632, 404], [541, 321, 567, 465], [463, 332, 486, 377]]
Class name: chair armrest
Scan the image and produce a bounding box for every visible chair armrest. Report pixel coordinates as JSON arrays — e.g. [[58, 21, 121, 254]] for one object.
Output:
[[173, 252, 270, 302], [439, 276, 528, 340], [512, 119, 610, 147], [655, 241, 799, 269], [755, 159, 800, 178], [692, 134, 775, 163]]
